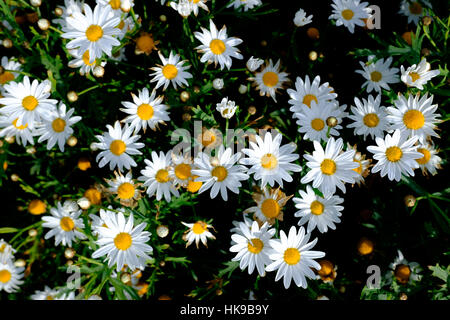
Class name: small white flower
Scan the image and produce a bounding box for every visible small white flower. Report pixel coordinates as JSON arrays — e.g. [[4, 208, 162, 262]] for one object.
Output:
[[294, 8, 313, 27], [415, 143, 441, 176], [182, 221, 216, 248], [250, 59, 289, 102], [30, 286, 59, 300], [227, 0, 261, 11], [0, 261, 24, 293], [212, 78, 224, 90], [216, 97, 237, 119], [385, 250, 422, 285], [246, 56, 264, 72], [170, 0, 193, 17], [399, 0, 432, 25], [149, 51, 193, 91], [355, 56, 400, 93], [0, 239, 15, 264], [400, 58, 440, 90], [329, 0, 370, 34]]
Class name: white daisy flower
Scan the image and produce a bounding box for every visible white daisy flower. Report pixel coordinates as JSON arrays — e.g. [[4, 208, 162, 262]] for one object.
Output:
[[89, 206, 122, 236], [386, 93, 440, 144], [194, 19, 243, 70], [216, 97, 238, 119], [189, 0, 209, 16], [385, 250, 422, 285], [367, 129, 422, 181], [105, 171, 142, 207], [68, 49, 107, 76], [294, 8, 313, 27], [52, 0, 83, 28], [250, 59, 289, 102], [293, 185, 344, 233], [30, 286, 60, 300], [230, 216, 254, 235], [355, 56, 400, 93], [169, 152, 194, 188], [246, 56, 264, 72], [61, 3, 121, 63], [35, 102, 82, 152], [415, 143, 441, 176], [96, 0, 135, 14], [115, 13, 137, 40], [400, 58, 440, 90], [347, 94, 390, 141], [170, 0, 193, 17], [0, 239, 15, 264], [0, 76, 58, 129], [266, 226, 325, 289], [230, 221, 275, 276], [244, 187, 292, 225], [287, 75, 338, 118], [0, 56, 22, 89], [0, 115, 35, 146], [139, 150, 180, 202], [110, 46, 128, 62], [329, 0, 370, 34], [149, 51, 193, 91], [120, 87, 170, 133], [347, 143, 372, 186], [92, 211, 153, 272], [0, 261, 24, 293], [182, 221, 216, 248], [192, 146, 249, 201], [301, 137, 359, 197], [227, 0, 261, 11], [94, 121, 144, 172], [42, 201, 87, 247], [399, 0, 431, 25]]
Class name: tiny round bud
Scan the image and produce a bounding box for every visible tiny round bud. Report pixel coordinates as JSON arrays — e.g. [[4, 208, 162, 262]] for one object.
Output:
[[28, 229, 38, 237], [3, 39, 13, 49], [93, 66, 105, 78], [30, 0, 42, 7], [42, 80, 52, 93], [215, 289, 223, 296], [421, 48, 430, 56], [422, 16, 432, 26], [5, 136, 15, 144], [326, 116, 338, 128], [78, 157, 91, 171], [64, 248, 75, 259], [54, 7, 64, 16], [156, 225, 169, 238], [400, 293, 408, 300], [307, 27, 320, 40], [212, 78, 224, 90], [260, 40, 267, 47], [67, 136, 78, 147], [180, 91, 190, 102], [67, 91, 78, 102], [159, 261, 166, 267], [37, 19, 50, 31], [182, 113, 191, 122], [193, 86, 200, 94], [10, 174, 19, 182], [182, 233, 188, 242], [14, 259, 26, 268], [26, 146, 36, 154], [121, 272, 131, 284], [66, 260, 73, 266], [90, 142, 99, 151], [248, 106, 256, 115], [309, 51, 318, 61], [357, 237, 374, 256], [404, 195, 416, 208], [238, 84, 248, 94], [120, 0, 132, 12], [77, 197, 91, 210], [160, 15, 167, 22]]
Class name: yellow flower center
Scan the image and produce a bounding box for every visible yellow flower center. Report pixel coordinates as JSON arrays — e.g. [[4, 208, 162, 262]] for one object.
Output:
[[342, 9, 354, 20], [385, 146, 403, 162], [260, 198, 280, 219], [0, 244, 5, 253], [60, 216, 75, 232], [201, 130, 216, 147], [320, 159, 337, 175], [403, 110, 425, 130], [311, 118, 325, 131], [114, 232, 132, 250], [117, 182, 135, 199], [409, 2, 423, 15], [137, 103, 154, 120], [416, 148, 431, 165], [85, 25, 103, 42], [162, 64, 178, 80], [0, 270, 12, 283], [395, 264, 411, 283], [370, 71, 382, 82], [28, 199, 46, 215], [136, 35, 156, 53], [109, 0, 121, 10], [77, 158, 91, 171], [310, 200, 324, 215], [262, 71, 279, 87], [0, 71, 14, 84], [284, 248, 301, 265], [357, 238, 374, 255], [175, 163, 191, 180], [109, 140, 126, 156], [211, 166, 228, 182], [318, 260, 334, 277], [247, 238, 264, 254], [353, 160, 363, 174], [302, 94, 318, 107], [409, 72, 420, 82], [192, 222, 207, 234], [363, 113, 380, 128], [22, 95, 38, 111], [84, 188, 102, 205], [12, 118, 28, 130], [82, 50, 95, 66], [117, 20, 125, 30], [155, 169, 170, 183], [46, 295, 54, 300], [261, 153, 278, 170], [187, 176, 202, 193], [210, 39, 226, 55], [52, 118, 66, 133]]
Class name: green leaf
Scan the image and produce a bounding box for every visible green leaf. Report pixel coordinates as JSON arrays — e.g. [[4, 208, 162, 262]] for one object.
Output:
[[428, 264, 450, 282], [0, 227, 18, 234]]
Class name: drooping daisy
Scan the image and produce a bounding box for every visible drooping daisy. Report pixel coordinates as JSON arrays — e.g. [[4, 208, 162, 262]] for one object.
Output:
[[0, 56, 22, 89], [89, 206, 122, 236], [355, 56, 400, 93], [329, 0, 370, 34], [216, 97, 237, 119], [293, 185, 344, 233], [294, 8, 313, 27], [61, 3, 121, 63], [347, 94, 390, 141], [227, 0, 261, 11], [92, 211, 153, 272], [301, 137, 359, 196], [94, 121, 144, 172], [287, 75, 338, 118], [0, 239, 15, 263], [169, 152, 194, 188], [250, 59, 289, 102], [105, 171, 142, 207], [244, 187, 292, 225], [347, 143, 372, 186], [0, 76, 58, 129], [181, 221, 216, 248], [0, 261, 24, 293], [149, 51, 193, 91], [367, 129, 422, 181], [0, 115, 35, 146], [30, 286, 60, 300], [266, 226, 325, 289], [415, 143, 441, 176], [120, 87, 170, 133], [170, 0, 194, 17], [246, 56, 264, 72], [230, 221, 275, 276], [139, 150, 180, 202], [42, 201, 86, 247], [35, 102, 82, 152], [385, 250, 422, 285], [68, 49, 107, 76], [399, 0, 432, 25], [191, 146, 249, 201], [400, 58, 440, 90], [387, 93, 439, 144], [194, 19, 243, 70], [240, 131, 302, 188]]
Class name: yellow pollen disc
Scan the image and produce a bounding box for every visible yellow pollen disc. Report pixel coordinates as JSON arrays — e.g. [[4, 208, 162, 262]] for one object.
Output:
[[211, 166, 228, 182], [247, 238, 264, 254], [28, 199, 46, 215], [138, 283, 149, 296], [409, 2, 422, 15], [261, 198, 280, 219], [156, 169, 170, 183], [409, 72, 420, 82], [117, 182, 135, 199], [358, 238, 374, 255], [0, 270, 12, 283], [12, 118, 28, 130], [201, 130, 216, 147], [162, 64, 178, 80], [22, 95, 38, 111], [0, 244, 6, 253], [78, 158, 91, 171], [82, 50, 95, 66], [311, 118, 325, 131], [320, 159, 337, 175], [193, 0, 200, 3], [117, 20, 125, 30], [84, 188, 101, 205], [318, 260, 334, 276], [114, 232, 132, 251], [85, 25, 103, 42], [110, 140, 126, 156], [137, 103, 154, 120], [192, 222, 207, 234], [284, 248, 301, 265], [262, 71, 279, 87], [353, 160, 363, 174], [403, 110, 425, 130], [136, 35, 155, 52], [385, 146, 403, 162], [370, 71, 382, 82], [187, 176, 202, 193], [175, 163, 191, 180], [342, 9, 354, 20], [302, 94, 318, 107], [363, 113, 379, 128], [416, 148, 431, 165], [261, 153, 278, 170], [52, 118, 66, 133], [109, 0, 121, 10], [0, 71, 14, 84], [60, 216, 75, 232], [210, 39, 226, 55], [395, 264, 411, 283], [310, 200, 324, 215]]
